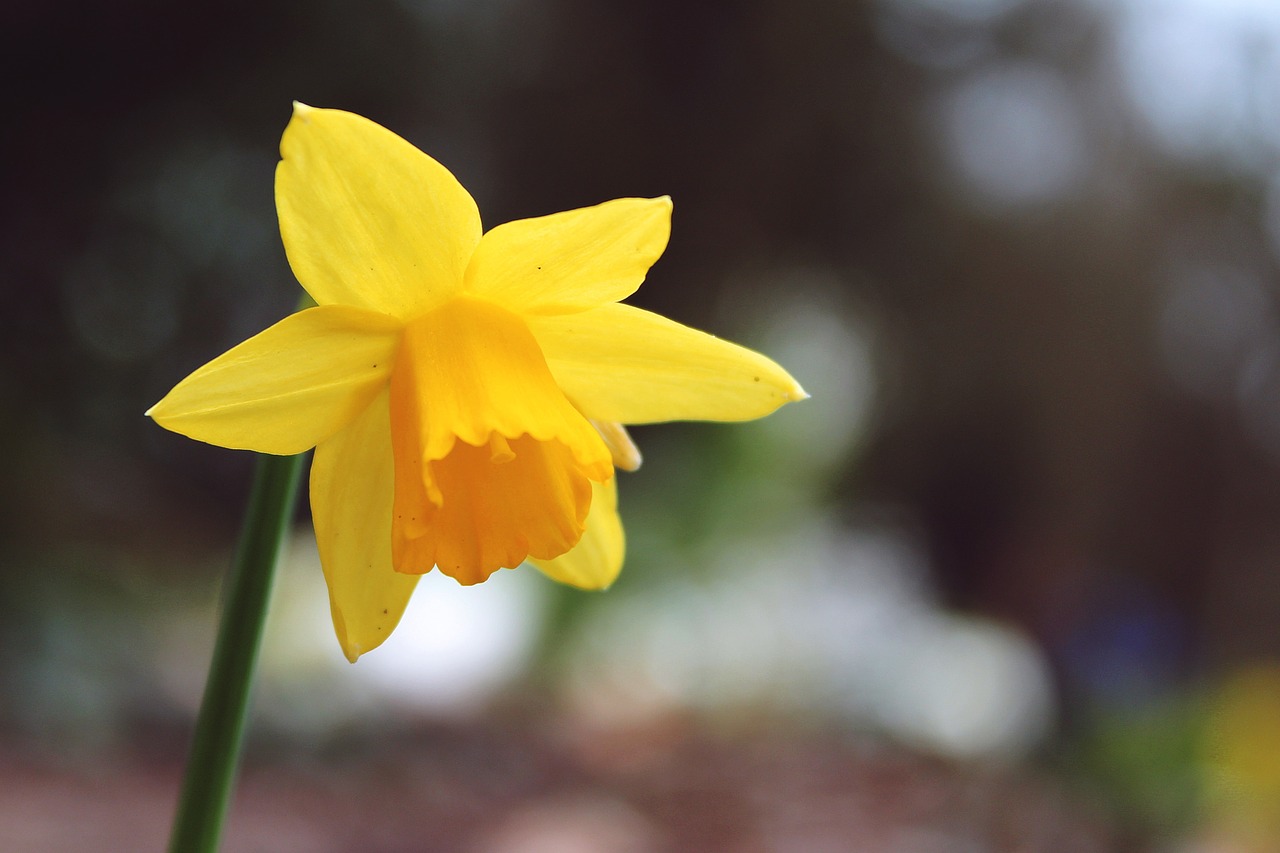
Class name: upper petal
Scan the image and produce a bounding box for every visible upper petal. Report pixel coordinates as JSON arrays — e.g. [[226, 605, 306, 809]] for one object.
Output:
[[529, 475, 625, 590], [528, 303, 807, 424], [276, 103, 482, 318], [147, 305, 402, 455], [464, 197, 671, 314], [311, 389, 420, 662]]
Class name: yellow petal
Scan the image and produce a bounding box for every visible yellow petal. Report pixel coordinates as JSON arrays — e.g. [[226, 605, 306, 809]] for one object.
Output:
[[311, 389, 420, 662], [529, 303, 808, 424], [276, 103, 482, 318], [529, 476, 625, 589], [464, 197, 671, 313], [147, 305, 402, 455]]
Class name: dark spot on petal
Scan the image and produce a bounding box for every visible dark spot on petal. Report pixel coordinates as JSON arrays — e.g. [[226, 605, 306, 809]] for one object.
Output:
[[753, 376, 761, 382]]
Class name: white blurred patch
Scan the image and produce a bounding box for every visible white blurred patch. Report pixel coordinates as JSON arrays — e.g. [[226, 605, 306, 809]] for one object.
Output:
[[253, 531, 549, 728], [866, 614, 1053, 759], [1103, 0, 1280, 170], [349, 566, 547, 711], [935, 63, 1088, 210], [561, 520, 1055, 762], [742, 278, 877, 477]]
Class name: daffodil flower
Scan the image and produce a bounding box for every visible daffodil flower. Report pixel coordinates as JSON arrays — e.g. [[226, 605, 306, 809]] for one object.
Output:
[[149, 104, 805, 661]]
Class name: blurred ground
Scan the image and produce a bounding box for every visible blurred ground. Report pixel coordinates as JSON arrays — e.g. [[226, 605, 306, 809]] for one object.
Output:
[[1, 717, 1118, 853]]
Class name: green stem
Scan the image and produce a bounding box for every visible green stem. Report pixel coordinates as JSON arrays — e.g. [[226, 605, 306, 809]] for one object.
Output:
[[168, 451, 307, 853]]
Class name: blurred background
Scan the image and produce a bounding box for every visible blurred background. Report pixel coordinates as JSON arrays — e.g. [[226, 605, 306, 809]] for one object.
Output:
[[4, 0, 1280, 849]]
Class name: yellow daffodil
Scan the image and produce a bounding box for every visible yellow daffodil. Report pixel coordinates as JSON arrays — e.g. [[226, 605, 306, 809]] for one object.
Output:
[[149, 104, 805, 661]]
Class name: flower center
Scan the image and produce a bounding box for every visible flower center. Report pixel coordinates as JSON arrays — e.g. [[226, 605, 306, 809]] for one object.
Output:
[[388, 296, 612, 584]]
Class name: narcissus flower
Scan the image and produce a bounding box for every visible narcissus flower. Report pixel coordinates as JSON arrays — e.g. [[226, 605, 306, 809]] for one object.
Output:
[[149, 104, 805, 661]]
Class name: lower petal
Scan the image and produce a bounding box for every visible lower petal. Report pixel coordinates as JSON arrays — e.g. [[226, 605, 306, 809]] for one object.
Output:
[[529, 476, 625, 589], [310, 389, 419, 662]]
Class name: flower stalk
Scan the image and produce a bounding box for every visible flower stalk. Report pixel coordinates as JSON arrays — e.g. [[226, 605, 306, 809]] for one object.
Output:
[[167, 450, 307, 853]]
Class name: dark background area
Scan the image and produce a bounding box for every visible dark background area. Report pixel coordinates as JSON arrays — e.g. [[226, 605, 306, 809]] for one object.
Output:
[[4, 0, 1280, 849]]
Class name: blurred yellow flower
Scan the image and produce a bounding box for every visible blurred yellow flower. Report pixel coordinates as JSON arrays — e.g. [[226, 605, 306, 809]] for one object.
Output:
[[148, 104, 805, 661], [1201, 664, 1280, 845]]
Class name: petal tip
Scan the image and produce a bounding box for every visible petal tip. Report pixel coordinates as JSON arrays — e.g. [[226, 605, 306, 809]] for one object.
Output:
[[647, 195, 673, 222], [292, 100, 315, 119]]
